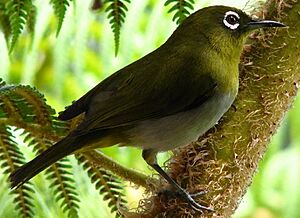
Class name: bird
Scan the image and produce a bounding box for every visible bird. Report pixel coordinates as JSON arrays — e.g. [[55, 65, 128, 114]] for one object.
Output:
[[10, 5, 285, 211]]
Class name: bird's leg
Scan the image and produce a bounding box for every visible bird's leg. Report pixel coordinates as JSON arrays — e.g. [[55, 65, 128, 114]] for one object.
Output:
[[142, 149, 213, 212]]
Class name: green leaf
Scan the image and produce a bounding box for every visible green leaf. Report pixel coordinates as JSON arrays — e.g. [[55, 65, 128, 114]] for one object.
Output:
[[0, 78, 76, 217], [76, 154, 127, 218], [46, 161, 80, 218], [164, 0, 195, 24], [50, 0, 72, 36], [0, 126, 35, 218], [104, 0, 131, 56], [5, 0, 34, 52]]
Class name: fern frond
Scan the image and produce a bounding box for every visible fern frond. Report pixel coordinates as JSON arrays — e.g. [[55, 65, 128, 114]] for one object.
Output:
[[0, 78, 78, 217], [164, 0, 195, 24], [0, 1, 11, 44], [50, 0, 72, 36], [1, 78, 128, 217], [76, 154, 127, 218], [104, 0, 130, 55], [5, 0, 33, 52], [0, 78, 6, 88], [0, 80, 68, 140], [26, 1, 36, 46], [0, 126, 35, 218], [22, 127, 79, 217], [46, 160, 80, 218]]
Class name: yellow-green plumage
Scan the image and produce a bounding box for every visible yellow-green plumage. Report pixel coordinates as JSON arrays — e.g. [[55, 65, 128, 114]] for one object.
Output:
[[10, 5, 285, 211]]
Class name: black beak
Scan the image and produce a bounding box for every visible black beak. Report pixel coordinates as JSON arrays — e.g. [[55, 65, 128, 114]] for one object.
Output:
[[247, 20, 286, 30]]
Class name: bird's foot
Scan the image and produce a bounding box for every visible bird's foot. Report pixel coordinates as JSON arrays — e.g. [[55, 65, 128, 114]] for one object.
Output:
[[159, 189, 214, 212], [190, 190, 208, 198], [178, 189, 214, 212]]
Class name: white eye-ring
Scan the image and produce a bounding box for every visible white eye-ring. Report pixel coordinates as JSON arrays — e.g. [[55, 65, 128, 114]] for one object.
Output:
[[223, 11, 240, 30]]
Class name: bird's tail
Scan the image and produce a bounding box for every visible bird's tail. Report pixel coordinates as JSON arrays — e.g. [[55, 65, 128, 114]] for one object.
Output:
[[10, 136, 80, 189]]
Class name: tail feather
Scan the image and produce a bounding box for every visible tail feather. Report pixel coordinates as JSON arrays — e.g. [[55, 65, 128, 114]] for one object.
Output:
[[10, 136, 79, 189]]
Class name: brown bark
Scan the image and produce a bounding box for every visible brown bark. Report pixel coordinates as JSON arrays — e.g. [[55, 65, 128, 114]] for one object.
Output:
[[141, 0, 300, 217]]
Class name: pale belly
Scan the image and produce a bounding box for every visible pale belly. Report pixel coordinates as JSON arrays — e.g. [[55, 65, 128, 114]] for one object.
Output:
[[126, 92, 236, 152]]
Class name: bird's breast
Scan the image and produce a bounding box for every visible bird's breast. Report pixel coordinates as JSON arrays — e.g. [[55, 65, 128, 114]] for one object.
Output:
[[126, 91, 236, 151]]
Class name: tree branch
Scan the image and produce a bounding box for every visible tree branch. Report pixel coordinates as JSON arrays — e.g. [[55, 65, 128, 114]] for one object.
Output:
[[81, 151, 157, 189], [140, 0, 300, 217]]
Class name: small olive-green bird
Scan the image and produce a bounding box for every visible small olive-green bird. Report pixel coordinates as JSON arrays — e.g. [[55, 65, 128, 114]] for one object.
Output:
[[11, 5, 284, 211]]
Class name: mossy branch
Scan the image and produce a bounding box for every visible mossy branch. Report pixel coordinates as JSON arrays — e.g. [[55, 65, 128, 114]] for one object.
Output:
[[80, 151, 156, 189], [139, 0, 300, 217]]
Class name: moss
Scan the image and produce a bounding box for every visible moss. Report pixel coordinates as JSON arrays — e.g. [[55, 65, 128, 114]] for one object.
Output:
[[142, 0, 300, 217]]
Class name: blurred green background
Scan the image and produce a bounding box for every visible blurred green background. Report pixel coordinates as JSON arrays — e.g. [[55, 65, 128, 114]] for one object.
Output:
[[0, 0, 299, 217]]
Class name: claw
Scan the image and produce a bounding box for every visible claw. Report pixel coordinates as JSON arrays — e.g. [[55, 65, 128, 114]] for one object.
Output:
[[179, 189, 214, 212], [142, 152, 214, 212], [190, 190, 208, 198], [159, 189, 214, 212]]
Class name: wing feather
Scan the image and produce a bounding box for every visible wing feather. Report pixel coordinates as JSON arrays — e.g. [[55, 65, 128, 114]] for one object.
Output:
[[59, 45, 217, 135]]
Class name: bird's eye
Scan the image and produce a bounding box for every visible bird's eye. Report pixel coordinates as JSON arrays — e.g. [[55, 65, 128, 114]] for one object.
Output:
[[223, 11, 240, 30], [226, 15, 238, 25]]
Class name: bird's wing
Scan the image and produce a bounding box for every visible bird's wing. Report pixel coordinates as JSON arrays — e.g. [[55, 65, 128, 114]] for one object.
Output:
[[59, 49, 217, 134]]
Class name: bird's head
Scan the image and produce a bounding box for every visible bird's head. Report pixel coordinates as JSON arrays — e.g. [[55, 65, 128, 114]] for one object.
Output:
[[171, 5, 285, 58]]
